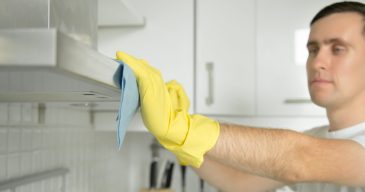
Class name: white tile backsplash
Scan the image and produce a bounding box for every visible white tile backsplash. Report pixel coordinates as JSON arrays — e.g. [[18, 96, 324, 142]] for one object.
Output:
[[7, 153, 20, 179], [21, 128, 32, 151], [1, 102, 213, 192], [0, 155, 7, 181], [42, 178, 52, 192], [0, 103, 8, 124], [42, 150, 54, 169], [20, 152, 32, 175], [31, 151, 43, 172], [8, 103, 21, 124], [31, 128, 42, 150], [20, 103, 33, 123], [31, 181, 43, 192], [0, 72, 9, 93], [17, 183, 33, 192], [0, 128, 7, 154], [7, 129, 21, 152], [43, 129, 54, 148]]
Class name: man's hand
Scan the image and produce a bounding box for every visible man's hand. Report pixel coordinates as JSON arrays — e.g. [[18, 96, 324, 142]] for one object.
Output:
[[116, 51, 220, 167]]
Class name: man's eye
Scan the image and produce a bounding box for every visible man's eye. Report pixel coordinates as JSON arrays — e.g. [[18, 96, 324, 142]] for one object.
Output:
[[333, 45, 346, 54], [308, 47, 318, 54]]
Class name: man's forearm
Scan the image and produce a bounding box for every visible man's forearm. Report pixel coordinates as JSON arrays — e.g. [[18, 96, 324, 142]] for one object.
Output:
[[206, 123, 311, 182], [193, 156, 284, 192]]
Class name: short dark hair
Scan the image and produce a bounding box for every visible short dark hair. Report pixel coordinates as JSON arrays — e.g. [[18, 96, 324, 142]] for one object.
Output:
[[311, 1, 365, 26]]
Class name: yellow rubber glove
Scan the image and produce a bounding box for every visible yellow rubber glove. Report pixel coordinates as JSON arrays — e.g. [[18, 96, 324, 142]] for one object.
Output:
[[116, 51, 220, 167]]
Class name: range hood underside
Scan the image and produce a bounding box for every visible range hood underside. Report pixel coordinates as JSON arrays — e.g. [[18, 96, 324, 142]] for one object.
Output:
[[0, 28, 121, 102], [0, 68, 119, 102]]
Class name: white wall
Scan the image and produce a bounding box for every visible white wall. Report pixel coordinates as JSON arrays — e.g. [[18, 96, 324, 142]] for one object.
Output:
[[0, 103, 149, 192], [0, 103, 218, 192]]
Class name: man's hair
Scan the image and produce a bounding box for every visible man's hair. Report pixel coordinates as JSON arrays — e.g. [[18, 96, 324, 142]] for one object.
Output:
[[311, 1, 365, 27]]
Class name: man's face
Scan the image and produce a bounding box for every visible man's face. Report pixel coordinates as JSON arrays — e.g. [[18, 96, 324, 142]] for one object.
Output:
[[306, 12, 365, 110]]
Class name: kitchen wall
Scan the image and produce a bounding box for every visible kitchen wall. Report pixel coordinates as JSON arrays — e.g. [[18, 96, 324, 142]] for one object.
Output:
[[0, 103, 218, 192], [0, 102, 147, 192]]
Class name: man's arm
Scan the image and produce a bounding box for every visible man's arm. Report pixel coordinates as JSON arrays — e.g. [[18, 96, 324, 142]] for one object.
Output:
[[193, 156, 285, 192], [115, 52, 365, 186], [207, 123, 365, 186]]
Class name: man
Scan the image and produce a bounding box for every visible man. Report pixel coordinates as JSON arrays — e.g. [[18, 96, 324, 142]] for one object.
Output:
[[116, 1, 365, 191]]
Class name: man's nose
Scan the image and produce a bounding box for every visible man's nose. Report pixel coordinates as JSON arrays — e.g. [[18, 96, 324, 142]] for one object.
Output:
[[308, 50, 329, 71]]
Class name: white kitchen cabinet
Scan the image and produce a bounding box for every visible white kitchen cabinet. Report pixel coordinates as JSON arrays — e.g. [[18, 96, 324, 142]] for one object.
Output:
[[196, 0, 256, 116], [97, 0, 193, 131], [98, 0, 194, 103], [256, 0, 340, 116]]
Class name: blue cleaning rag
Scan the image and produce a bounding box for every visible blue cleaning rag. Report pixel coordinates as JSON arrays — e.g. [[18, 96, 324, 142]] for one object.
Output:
[[113, 60, 140, 149]]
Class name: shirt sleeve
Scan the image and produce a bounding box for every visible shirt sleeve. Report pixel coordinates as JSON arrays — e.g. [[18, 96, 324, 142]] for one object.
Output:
[[303, 125, 329, 138], [351, 135, 365, 149]]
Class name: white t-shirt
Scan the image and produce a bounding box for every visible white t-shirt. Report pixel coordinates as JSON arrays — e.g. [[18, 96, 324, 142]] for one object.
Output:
[[295, 122, 365, 192]]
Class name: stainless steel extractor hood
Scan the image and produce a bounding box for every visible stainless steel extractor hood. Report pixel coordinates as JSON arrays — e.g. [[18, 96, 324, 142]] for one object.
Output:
[[0, 0, 142, 103], [0, 28, 120, 102]]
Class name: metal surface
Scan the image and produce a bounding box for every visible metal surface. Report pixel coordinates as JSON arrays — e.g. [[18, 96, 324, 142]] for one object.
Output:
[[0, 0, 97, 48], [0, 168, 69, 192], [0, 0, 49, 28], [205, 62, 214, 106], [0, 28, 120, 102], [0, 28, 56, 66], [0, 0, 142, 104]]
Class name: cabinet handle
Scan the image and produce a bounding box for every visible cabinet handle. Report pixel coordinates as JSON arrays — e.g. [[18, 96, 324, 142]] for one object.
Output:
[[284, 98, 312, 104], [205, 62, 214, 106]]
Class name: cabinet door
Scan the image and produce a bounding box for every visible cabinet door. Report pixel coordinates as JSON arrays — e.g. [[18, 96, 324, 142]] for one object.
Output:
[[196, 0, 256, 116], [98, 0, 194, 105], [256, 0, 338, 116], [98, 0, 194, 131]]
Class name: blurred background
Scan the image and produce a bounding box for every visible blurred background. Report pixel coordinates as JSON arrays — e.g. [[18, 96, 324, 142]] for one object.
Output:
[[0, 0, 353, 191]]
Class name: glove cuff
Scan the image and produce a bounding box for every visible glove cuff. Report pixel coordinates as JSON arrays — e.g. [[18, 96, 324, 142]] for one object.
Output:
[[171, 115, 220, 168]]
